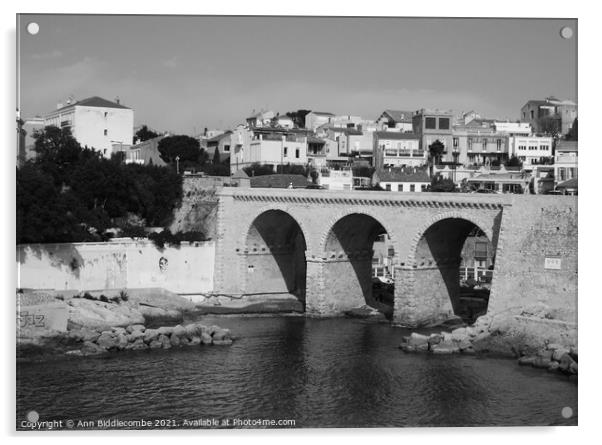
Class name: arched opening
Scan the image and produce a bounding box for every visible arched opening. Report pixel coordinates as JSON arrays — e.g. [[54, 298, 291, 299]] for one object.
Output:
[[414, 218, 494, 324], [323, 213, 393, 318], [244, 210, 307, 308]]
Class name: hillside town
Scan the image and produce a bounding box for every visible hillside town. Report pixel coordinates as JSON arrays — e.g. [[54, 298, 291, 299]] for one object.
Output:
[[18, 95, 578, 195]]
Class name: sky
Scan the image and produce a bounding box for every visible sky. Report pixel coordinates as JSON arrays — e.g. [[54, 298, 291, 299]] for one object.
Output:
[[17, 15, 577, 135]]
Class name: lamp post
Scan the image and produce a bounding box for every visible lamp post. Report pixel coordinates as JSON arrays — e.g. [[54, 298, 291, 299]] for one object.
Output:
[[175, 155, 180, 174]]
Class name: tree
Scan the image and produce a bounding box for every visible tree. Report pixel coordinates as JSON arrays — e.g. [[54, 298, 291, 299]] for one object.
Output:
[[285, 109, 311, 128], [243, 163, 276, 176], [505, 155, 523, 168], [565, 118, 578, 141], [428, 140, 445, 166], [212, 147, 221, 165], [158, 135, 205, 170], [134, 125, 159, 143], [429, 174, 457, 192]]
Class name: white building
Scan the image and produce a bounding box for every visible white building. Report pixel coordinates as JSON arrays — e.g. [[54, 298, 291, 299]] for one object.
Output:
[[376, 110, 414, 132], [372, 167, 430, 192], [508, 135, 553, 167], [305, 111, 335, 131], [554, 140, 578, 186], [43, 96, 134, 157], [493, 121, 532, 136]]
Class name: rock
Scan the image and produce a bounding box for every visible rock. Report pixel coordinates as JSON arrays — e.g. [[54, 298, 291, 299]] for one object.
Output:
[[96, 332, 117, 350], [160, 334, 171, 349], [180, 337, 190, 346], [148, 339, 163, 349], [125, 338, 147, 350], [81, 341, 106, 356], [460, 346, 476, 355], [399, 344, 415, 353], [408, 333, 429, 347], [431, 347, 456, 355], [112, 327, 127, 336], [537, 350, 554, 360], [451, 327, 468, 342], [518, 356, 536, 366], [201, 332, 213, 345], [456, 339, 473, 351], [212, 328, 232, 341], [65, 349, 83, 356], [569, 361, 578, 374], [157, 326, 174, 336], [170, 334, 181, 347], [552, 348, 570, 362], [127, 324, 146, 334], [431, 339, 459, 354], [115, 333, 129, 350], [532, 357, 552, 369], [187, 335, 200, 346], [68, 328, 101, 343], [546, 343, 564, 351], [558, 353, 575, 374], [172, 325, 187, 337], [213, 339, 233, 346], [127, 330, 145, 342], [184, 323, 202, 337], [138, 305, 182, 323], [465, 327, 477, 338], [67, 298, 144, 331], [143, 328, 159, 344], [428, 333, 443, 345], [547, 361, 560, 372], [569, 346, 578, 362]]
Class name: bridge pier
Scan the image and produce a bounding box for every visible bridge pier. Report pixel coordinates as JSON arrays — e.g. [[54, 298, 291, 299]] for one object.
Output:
[[392, 264, 457, 327], [305, 256, 367, 316]]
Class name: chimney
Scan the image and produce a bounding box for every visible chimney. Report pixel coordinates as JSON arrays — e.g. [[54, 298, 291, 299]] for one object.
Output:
[[115, 96, 120, 105]]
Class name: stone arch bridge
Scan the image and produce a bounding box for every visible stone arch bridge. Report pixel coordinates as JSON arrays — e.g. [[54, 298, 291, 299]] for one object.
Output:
[[213, 188, 577, 327]]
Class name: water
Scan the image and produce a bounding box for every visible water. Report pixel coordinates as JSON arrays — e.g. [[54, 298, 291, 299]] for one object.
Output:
[[16, 316, 577, 428]]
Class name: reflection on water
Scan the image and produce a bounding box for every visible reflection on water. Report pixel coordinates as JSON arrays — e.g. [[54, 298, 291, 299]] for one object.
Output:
[[17, 317, 577, 428]]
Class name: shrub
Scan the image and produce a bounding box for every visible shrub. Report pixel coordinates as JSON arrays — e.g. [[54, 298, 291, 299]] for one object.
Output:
[[119, 290, 129, 302]]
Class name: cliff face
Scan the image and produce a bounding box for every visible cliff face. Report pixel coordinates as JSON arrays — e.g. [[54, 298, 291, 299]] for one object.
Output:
[[169, 177, 221, 239]]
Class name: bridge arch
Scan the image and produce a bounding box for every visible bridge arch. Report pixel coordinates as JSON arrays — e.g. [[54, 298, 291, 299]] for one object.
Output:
[[398, 211, 496, 324], [318, 210, 397, 317], [240, 207, 308, 307]]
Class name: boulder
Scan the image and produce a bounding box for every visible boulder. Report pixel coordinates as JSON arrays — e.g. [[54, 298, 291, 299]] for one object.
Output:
[[201, 333, 213, 345], [125, 338, 147, 350], [569, 346, 578, 362], [537, 350, 554, 360], [456, 339, 473, 351], [532, 357, 552, 369], [188, 336, 201, 346], [180, 337, 190, 346], [552, 348, 570, 362], [428, 333, 443, 345], [170, 334, 181, 347], [184, 323, 202, 337], [149, 339, 163, 350], [431, 339, 459, 354], [115, 333, 129, 350], [143, 328, 159, 344], [127, 330, 145, 342], [172, 325, 187, 338], [160, 334, 171, 349], [546, 343, 564, 351], [569, 361, 578, 374], [558, 353, 575, 374], [408, 333, 430, 348], [112, 327, 127, 336], [67, 298, 144, 330], [68, 328, 100, 343], [518, 356, 536, 366], [157, 326, 174, 336], [127, 324, 146, 334], [399, 344, 415, 353], [212, 328, 232, 341], [81, 341, 106, 356], [96, 332, 117, 350], [547, 361, 560, 372], [451, 327, 468, 342]]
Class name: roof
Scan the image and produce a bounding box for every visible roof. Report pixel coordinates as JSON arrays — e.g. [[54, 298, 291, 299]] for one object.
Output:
[[308, 111, 334, 116], [374, 131, 419, 140], [374, 168, 430, 183], [55, 96, 131, 111], [380, 110, 414, 123], [306, 135, 326, 144], [206, 131, 232, 143], [556, 178, 578, 189], [327, 127, 363, 135], [556, 140, 578, 152], [250, 174, 310, 188]]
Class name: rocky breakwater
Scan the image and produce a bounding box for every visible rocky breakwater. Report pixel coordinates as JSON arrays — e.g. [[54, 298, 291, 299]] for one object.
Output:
[[399, 303, 577, 381], [65, 322, 234, 357]]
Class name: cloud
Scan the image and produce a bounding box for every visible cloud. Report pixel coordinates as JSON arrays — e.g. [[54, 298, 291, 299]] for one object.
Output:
[[30, 49, 63, 60]]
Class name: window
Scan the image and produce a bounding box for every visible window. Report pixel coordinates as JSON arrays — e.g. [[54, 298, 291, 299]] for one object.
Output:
[[284, 147, 288, 157], [518, 145, 526, 151], [224, 145, 230, 152], [453, 137, 458, 148], [385, 184, 391, 191], [103, 129, 108, 136], [482, 138, 487, 151], [388, 247, 395, 257], [438, 118, 450, 130], [425, 117, 437, 129], [410, 184, 415, 192], [468, 138, 473, 149], [541, 145, 549, 152], [496, 139, 502, 151], [104, 112, 108, 118], [530, 110, 534, 119], [421, 184, 427, 192], [558, 168, 566, 181], [397, 184, 403, 192], [529, 145, 537, 151], [295, 148, 300, 158]]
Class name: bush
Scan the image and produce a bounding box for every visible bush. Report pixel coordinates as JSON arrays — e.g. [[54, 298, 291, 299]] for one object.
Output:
[[148, 229, 207, 249], [119, 290, 129, 302]]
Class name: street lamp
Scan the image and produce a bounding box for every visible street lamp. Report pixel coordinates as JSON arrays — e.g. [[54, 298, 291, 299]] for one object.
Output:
[[175, 155, 180, 174]]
